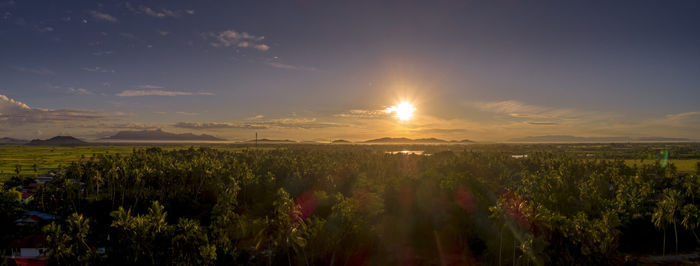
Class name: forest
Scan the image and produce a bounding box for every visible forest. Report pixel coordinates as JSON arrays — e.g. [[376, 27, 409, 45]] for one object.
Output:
[[2, 144, 700, 265]]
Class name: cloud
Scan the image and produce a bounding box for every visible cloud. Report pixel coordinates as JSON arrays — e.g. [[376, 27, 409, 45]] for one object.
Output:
[[175, 111, 199, 116], [205, 29, 270, 51], [92, 50, 114, 56], [89, 10, 118, 23], [527, 122, 559, 125], [173, 122, 267, 130], [120, 32, 138, 39], [334, 109, 391, 119], [10, 66, 55, 75], [265, 61, 317, 71], [247, 115, 264, 120], [0, 94, 114, 126], [82, 66, 115, 73], [136, 84, 164, 89], [474, 100, 562, 119], [157, 30, 169, 36], [142, 7, 178, 18], [66, 122, 158, 130], [37, 26, 54, 32], [174, 118, 344, 130], [665, 111, 700, 122], [126, 3, 195, 19], [116, 90, 212, 97], [67, 87, 93, 95], [264, 118, 343, 129], [471, 100, 614, 126]]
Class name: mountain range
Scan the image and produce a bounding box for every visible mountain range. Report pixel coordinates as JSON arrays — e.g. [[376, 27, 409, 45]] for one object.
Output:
[[0, 137, 28, 145], [103, 129, 225, 141], [26, 136, 88, 146], [509, 135, 692, 143]]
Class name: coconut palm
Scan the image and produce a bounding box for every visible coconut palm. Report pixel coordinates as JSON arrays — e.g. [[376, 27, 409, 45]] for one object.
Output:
[[681, 204, 700, 244], [652, 189, 682, 255]]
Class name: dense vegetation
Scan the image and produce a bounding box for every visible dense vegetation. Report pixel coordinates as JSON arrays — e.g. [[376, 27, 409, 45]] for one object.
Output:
[[2, 145, 700, 265]]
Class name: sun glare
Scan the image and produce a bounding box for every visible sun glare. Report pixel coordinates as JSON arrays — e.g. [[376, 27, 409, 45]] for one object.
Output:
[[386, 101, 416, 121]]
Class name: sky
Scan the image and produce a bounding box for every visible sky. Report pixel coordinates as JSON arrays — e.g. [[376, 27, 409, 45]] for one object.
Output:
[[1, 0, 700, 142]]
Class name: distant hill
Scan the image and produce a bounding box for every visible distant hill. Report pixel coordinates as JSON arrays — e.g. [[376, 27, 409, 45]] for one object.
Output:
[[363, 137, 471, 144], [104, 129, 225, 141], [245, 138, 297, 143], [332, 139, 352, 144], [451, 139, 475, 143], [26, 136, 88, 146], [510, 135, 692, 143], [0, 137, 28, 145]]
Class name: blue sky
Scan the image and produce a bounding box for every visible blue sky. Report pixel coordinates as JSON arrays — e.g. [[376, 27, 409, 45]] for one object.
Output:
[[1, 0, 700, 141]]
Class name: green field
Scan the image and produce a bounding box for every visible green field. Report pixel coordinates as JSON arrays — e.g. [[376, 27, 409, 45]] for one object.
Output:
[[2, 144, 699, 181], [0, 145, 278, 181], [0, 146, 135, 179], [623, 159, 700, 173]]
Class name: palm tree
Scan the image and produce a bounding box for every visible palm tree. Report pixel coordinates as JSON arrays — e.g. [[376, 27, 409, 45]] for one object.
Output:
[[681, 175, 699, 204], [653, 189, 682, 255], [681, 204, 700, 244], [43, 213, 96, 264]]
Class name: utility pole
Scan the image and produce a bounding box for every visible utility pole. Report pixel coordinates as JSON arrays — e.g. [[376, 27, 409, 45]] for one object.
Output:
[[255, 132, 258, 147]]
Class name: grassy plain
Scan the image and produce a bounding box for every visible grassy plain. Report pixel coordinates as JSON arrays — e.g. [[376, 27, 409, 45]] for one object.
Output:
[[0, 146, 134, 179], [623, 159, 699, 173], [0, 145, 275, 180], [1, 143, 698, 180]]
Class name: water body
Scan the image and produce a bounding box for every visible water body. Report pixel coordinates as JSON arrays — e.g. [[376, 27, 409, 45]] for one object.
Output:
[[386, 150, 428, 155]]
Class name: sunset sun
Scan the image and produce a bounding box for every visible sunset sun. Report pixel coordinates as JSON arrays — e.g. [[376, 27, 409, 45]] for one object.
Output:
[[386, 101, 415, 121]]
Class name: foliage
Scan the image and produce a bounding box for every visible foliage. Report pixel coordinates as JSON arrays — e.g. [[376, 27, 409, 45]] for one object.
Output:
[[2, 145, 700, 264]]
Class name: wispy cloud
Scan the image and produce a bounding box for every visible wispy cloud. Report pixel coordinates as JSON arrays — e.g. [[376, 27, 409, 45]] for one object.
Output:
[[175, 111, 199, 116], [83, 66, 115, 73], [10, 66, 55, 75], [142, 7, 178, 18], [116, 90, 212, 97], [67, 87, 93, 95], [66, 122, 158, 130], [265, 61, 317, 71], [174, 122, 267, 130], [474, 100, 563, 119], [126, 3, 194, 19], [136, 84, 164, 89], [334, 109, 390, 119], [174, 118, 344, 130], [247, 115, 264, 120], [471, 100, 614, 126], [37, 26, 54, 33], [205, 29, 270, 51], [0, 94, 115, 126], [92, 50, 114, 56], [89, 10, 118, 23]]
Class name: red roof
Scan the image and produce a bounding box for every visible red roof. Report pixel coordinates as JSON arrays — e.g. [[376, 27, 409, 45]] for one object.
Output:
[[8, 235, 46, 249], [12, 257, 47, 266]]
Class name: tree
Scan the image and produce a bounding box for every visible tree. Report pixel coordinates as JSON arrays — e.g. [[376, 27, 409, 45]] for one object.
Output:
[[110, 201, 171, 265], [652, 189, 682, 255], [681, 204, 700, 244], [43, 213, 102, 265], [171, 218, 217, 265]]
